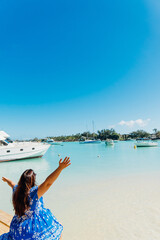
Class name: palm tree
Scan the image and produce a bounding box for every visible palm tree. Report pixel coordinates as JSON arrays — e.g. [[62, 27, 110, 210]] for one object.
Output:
[[153, 128, 158, 134]]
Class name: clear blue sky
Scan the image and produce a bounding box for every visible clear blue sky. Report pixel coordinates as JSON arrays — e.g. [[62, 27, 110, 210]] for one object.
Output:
[[0, 0, 160, 139]]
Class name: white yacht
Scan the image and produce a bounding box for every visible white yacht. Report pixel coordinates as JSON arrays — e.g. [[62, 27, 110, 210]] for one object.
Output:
[[79, 121, 101, 144], [135, 138, 158, 147], [42, 138, 63, 145], [105, 139, 114, 146], [0, 131, 50, 162], [79, 139, 101, 144]]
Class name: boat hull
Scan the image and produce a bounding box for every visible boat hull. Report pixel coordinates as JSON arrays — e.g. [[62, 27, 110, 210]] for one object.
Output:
[[0, 155, 43, 162], [79, 140, 101, 144], [105, 141, 114, 146], [135, 142, 158, 147], [0, 143, 50, 162], [105, 143, 114, 146]]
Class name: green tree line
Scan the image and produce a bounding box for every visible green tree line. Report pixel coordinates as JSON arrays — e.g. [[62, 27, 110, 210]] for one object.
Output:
[[31, 128, 160, 142], [36, 128, 160, 142]]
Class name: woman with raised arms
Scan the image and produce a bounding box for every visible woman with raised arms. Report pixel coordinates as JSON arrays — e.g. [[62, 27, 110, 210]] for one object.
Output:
[[0, 157, 71, 240]]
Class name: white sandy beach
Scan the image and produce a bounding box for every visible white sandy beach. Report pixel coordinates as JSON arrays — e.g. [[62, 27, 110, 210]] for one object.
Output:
[[1, 171, 160, 239], [45, 172, 160, 240]]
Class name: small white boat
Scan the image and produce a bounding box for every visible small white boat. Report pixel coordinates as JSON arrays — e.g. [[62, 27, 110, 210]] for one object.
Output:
[[0, 131, 50, 162], [135, 139, 158, 147], [105, 139, 114, 146], [79, 139, 101, 144], [45, 138, 62, 145]]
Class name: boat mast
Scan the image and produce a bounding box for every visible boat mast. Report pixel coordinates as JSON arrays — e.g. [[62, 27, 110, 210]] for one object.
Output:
[[86, 122, 88, 139], [92, 120, 95, 138]]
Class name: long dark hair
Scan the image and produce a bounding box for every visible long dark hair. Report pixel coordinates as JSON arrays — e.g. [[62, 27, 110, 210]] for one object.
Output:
[[13, 169, 36, 217]]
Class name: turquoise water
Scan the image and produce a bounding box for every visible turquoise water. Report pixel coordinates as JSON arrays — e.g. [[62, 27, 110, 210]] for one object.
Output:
[[1, 141, 160, 214]]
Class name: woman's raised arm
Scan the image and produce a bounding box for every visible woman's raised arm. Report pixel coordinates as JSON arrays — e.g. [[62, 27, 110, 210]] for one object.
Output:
[[38, 157, 71, 198], [2, 177, 15, 189]]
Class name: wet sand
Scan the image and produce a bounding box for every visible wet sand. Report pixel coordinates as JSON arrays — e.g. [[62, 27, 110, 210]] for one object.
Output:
[[45, 172, 160, 240]]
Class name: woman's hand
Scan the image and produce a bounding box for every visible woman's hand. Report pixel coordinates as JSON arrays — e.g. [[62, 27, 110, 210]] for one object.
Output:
[[59, 157, 71, 170], [2, 177, 15, 188], [2, 177, 8, 182]]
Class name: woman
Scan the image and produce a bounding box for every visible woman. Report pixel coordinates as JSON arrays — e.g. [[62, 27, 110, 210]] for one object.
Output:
[[0, 157, 71, 240]]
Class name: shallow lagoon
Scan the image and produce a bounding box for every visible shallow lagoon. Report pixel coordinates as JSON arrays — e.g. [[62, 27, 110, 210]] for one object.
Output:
[[1, 141, 160, 239]]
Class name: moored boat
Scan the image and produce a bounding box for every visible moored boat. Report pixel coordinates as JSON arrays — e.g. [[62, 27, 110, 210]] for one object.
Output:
[[0, 131, 50, 162], [105, 139, 114, 146], [45, 138, 62, 145], [79, 139, 101, 144], [135, 138, 158, 147]]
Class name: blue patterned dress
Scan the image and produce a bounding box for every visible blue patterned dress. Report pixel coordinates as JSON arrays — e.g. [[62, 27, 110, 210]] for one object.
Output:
[[0, 186, 63, 240]]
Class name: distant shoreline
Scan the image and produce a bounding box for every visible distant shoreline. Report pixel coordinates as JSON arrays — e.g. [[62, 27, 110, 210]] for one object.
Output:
[[19, 128, 160, 142]]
